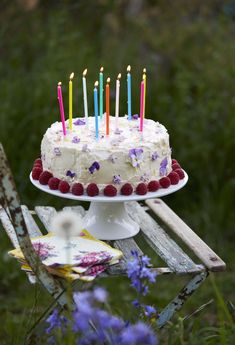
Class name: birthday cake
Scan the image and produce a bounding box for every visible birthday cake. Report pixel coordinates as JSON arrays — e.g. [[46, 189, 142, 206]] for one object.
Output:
[[32, 115, 185, 197]]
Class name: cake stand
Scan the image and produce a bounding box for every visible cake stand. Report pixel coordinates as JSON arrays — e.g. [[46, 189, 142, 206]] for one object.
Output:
[[30, 172, 188, 240]]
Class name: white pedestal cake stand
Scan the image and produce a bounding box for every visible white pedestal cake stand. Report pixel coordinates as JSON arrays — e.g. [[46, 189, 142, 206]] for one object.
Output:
[[30, 172, 188, 240]]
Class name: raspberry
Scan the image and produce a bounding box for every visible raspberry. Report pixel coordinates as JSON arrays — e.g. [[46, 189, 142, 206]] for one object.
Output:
[[168, 171, 180, 185], [33, 163, 42, 169], [39, 171, 53, 185], [159, 177, 171, 188], [175, 168, 185, 180], [48, 177, 60, 190], [120, 183, 133, 196], [136, 183, 148, 195], [148, 180, 160, 192], [58, 180, 70, 194], [72, 183, 84, 196], [32, 167, 42, 180], [34, 158, 42, 167], [87, 183, 99, 197], [103, 185, 117, 197], [172, 163, 181, 171], [172, 159, 178, 165]]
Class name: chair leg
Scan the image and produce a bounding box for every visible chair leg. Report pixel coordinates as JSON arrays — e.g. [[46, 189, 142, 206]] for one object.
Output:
[[156, 270, 209, 328]]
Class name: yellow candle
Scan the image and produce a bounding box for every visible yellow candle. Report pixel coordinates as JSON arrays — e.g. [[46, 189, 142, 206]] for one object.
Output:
[[143, 68, 146, 118], [69, 72, 74, 130]]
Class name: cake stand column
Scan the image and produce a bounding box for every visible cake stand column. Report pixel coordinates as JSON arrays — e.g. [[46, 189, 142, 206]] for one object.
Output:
[[83, 201, 140, 240]]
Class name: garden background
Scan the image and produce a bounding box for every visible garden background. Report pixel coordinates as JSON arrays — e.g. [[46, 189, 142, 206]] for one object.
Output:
[[0, 0, 235, 344]]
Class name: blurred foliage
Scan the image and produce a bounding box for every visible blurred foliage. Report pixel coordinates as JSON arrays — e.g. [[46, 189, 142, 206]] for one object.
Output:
[[0, 0, 235, 343]]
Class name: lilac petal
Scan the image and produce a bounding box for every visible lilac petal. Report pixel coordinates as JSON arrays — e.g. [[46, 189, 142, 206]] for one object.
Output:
[[74, 119, 85, 126]]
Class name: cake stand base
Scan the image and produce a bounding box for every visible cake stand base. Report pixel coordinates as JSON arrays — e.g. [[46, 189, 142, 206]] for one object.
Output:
[[83, 202, 139, 240]]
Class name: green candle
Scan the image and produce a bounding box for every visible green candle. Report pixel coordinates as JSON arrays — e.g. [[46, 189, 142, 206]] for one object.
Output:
[[99, 67, 104, 119]]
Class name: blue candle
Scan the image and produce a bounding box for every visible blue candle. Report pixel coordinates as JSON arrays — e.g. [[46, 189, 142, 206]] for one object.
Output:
[[127, 65, 132, 120], [94, 81, 99, 139], [99, 67, 104, 119]]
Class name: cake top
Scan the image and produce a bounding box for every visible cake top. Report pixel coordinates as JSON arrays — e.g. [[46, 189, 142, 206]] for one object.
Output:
[[44, 115, 169, 152]]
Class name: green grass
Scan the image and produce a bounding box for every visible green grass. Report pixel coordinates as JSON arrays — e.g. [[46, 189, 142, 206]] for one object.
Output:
[[0, 0, 235, 343]]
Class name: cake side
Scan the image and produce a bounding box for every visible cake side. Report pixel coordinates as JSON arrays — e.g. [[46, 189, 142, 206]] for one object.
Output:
[[41, 116, 172, 192]]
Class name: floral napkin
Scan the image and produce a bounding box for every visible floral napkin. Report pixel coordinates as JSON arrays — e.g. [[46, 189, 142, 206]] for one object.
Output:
[[8, 230, 122, 282]]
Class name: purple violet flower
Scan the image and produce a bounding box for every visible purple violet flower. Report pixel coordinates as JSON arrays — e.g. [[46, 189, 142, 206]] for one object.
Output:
[[88, 161, 100, 174], [113, 175, 121, 184], [66, 170, 76, 178], [132, 114, 139, 120], [159, 157, 168, 176], [74, 118, 85, 126], [151, 151, 158, 161], [129, 148, 144, 168], [140, 173, 150, 183], [72, 136, 80, 144], [115, 128, 123, 134], [54, 147, 61, 156]]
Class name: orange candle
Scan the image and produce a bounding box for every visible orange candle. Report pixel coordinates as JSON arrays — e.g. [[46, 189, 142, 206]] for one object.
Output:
[[106, 77, 110, 136]]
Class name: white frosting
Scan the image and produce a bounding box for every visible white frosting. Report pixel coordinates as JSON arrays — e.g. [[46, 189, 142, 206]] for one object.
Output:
[[41, 115, 172, 191]]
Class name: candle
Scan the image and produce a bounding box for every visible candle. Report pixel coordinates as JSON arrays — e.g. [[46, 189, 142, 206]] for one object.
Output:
[[106, 77, 110, 136], [82, 69, 88, 127], [57, 82, 66, 136], [94, 81, 99, 139], [69, 72, 74, 130], [99, 67, 104, 119], [115, 73, 121, 130], [127, 65, 132, 120], [140, 80, 145, 132], [143, 68, 146, 118]]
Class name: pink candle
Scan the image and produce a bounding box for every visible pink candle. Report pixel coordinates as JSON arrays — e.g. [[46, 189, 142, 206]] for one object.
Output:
[[57, 82, 66, 136], [139, 80, 144, 132]]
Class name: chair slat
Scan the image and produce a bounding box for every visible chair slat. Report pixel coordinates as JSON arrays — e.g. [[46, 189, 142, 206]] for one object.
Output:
[[107, 238, 143, 275], [146, 199, 226, 272], [126, 201, 199, 273], [0, 206, 19, 247], [35, 206, 57, 232], [21, 205, 43, 238], [63, 206, 86, 218]]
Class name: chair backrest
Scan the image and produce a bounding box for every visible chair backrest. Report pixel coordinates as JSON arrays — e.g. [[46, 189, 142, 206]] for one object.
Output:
[[0, 143, 67, 306]]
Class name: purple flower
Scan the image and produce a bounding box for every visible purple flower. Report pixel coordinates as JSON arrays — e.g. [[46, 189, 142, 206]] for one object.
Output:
[[129, 148, 144, 168], [132, 114, 139, 120], [93, 287, 107, 303], [46, 308, 68, 335], [54, 147, 61, 156], [88, 161, 100, 174], [159, 157, 168, 176], [144, 305, 157, 318], [121, 322, 157, 345], [113, 175, 121, 184], [72, 136, 80, 144], [66, 170, 76, 178], [74, 118, 85, 126], [127, 252, 157, 296], [115, 128, 123, 134], [140, 173, 150, 183], [151, 152, 158, 161]]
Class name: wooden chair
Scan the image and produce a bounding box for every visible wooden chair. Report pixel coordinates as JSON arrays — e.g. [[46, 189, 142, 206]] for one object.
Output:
[[0, 143, 226, 335]]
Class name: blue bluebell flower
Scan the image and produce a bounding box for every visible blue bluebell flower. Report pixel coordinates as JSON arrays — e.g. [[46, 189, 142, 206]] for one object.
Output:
[[120, 322, 157, 345]]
